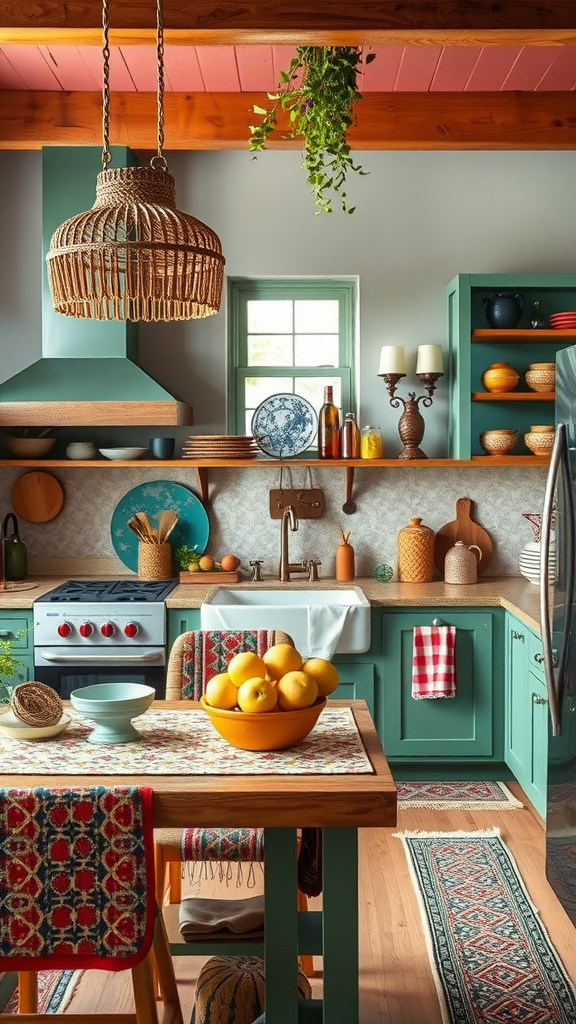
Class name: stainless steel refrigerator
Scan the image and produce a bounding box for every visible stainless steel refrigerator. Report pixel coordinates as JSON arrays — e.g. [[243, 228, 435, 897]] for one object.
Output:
[[541, 344, 576, 925]]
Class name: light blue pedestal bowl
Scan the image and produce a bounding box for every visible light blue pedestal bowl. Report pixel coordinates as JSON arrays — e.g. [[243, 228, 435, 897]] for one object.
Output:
[[70, 682, 155, 744]]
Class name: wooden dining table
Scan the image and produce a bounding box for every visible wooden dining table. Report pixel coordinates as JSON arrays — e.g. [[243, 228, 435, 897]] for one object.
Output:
[[0, 698, 397, 1024]]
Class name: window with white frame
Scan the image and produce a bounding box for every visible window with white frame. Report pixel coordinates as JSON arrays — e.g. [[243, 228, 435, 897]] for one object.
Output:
[[227, 279, 356, 441]]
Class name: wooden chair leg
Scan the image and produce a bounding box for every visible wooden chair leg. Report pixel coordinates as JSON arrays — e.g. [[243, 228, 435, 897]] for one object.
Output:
[[297, 889, 315, 978], [166, 862, 181, 904], [147, 911, 184, 1024], [17, 973, 38, 1013]]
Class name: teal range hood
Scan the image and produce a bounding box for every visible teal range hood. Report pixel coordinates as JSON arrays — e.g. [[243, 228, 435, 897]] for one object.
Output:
[[0, 147, 193, 428]]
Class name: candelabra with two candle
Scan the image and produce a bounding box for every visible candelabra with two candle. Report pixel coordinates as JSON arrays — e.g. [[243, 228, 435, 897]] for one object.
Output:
[[378, 344, 444, 459]]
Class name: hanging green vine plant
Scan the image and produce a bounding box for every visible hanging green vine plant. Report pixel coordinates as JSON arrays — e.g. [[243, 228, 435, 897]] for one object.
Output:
[[249, 46, 375, 214]]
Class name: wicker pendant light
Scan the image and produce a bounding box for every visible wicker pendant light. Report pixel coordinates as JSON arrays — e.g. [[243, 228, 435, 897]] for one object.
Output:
[[46, 0, 225, 321]]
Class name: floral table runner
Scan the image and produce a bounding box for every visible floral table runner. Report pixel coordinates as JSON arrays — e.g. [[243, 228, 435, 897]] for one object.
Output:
[[0, 707, 374, 776]]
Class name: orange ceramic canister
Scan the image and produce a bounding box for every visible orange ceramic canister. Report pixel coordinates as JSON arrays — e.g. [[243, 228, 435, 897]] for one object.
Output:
[[397, 517, 435, 583]]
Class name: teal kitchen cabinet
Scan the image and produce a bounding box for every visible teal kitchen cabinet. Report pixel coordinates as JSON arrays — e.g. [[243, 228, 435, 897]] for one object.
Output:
[[446, 273, 576, 461], [168, 608, 201, 650], [0, 611, 34, 690], [380, 608, 503, 763], [504, 613, 548, 818]]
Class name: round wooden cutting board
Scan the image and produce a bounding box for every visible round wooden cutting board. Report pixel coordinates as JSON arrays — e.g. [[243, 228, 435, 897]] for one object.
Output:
[[11, 472, 65, 523], [434, 497, 493, 576]]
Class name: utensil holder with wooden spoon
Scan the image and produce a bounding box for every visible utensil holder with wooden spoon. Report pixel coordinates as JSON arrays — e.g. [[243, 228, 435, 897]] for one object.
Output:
[[138, 542, 172, 580]]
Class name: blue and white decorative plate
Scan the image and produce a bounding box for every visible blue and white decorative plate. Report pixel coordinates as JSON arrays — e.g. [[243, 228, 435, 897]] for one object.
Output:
[[251, 393, 318, 459], [110, 481, 209, 572]]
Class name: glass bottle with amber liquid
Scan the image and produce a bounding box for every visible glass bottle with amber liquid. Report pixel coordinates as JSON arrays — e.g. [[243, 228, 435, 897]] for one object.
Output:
[[318, 385, 340, 458]]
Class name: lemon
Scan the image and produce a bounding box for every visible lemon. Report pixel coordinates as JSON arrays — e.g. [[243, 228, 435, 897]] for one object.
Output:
[[276, 670, 318, 710], [227, 651, 267, 687], [199, 555, 215, 571], [301, 658, 339, 696], [262, 643, 303, 681], [204, 672, 238, 710], [237, 676, 278, 713]]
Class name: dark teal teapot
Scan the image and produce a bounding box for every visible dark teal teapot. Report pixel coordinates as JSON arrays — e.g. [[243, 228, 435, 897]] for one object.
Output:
[[2, 513, 27, 581], [483, 292, 524, 330]]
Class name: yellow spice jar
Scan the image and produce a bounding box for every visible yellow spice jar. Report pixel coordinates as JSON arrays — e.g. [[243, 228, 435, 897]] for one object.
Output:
[[360, 425, 383, 459], [397, 517, 435, 583]]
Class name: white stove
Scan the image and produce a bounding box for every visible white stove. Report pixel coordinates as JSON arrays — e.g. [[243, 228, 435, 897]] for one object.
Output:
[[33, 579, 177, 698]]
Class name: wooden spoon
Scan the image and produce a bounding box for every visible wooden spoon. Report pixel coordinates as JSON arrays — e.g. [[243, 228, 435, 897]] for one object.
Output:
[[133, 511, 156, 542], [127, 516, 151, 543], [158, 510, 178, 543]]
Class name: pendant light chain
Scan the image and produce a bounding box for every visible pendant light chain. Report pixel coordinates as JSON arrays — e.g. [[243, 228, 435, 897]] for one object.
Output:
[[101, 0, 111, 170], [154, 0, 167, 171]]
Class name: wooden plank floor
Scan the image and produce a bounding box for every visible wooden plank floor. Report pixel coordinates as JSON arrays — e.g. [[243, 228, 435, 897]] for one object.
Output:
[[65, 784, 576, 1023]]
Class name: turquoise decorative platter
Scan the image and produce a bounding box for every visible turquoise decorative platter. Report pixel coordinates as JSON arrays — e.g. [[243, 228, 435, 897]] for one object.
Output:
[[111, 481, 209, 572]]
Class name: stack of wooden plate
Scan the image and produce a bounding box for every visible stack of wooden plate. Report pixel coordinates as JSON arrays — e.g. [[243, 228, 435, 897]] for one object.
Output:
[[182, 435, 262, 459]]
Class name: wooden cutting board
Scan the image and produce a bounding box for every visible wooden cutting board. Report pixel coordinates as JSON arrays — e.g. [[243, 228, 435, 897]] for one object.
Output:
[[434, 497, 493, 576], [179, 571, 240, 584], [11, 472, 64, 523]]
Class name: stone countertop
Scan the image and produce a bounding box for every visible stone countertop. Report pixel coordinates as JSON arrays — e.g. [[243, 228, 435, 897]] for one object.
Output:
[[0, 574, 542, 633]]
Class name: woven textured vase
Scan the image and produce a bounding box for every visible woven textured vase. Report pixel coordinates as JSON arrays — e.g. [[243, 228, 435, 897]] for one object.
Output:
[[138, 541, 172, 580], [397, 517, 435, 583], [46, 166, 225, 322]]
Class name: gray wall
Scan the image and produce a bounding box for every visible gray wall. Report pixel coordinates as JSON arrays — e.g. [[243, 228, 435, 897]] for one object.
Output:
[[0, 149, 574, 576]]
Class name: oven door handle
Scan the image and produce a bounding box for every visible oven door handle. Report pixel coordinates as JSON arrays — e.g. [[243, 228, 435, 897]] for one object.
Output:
[[38, 651, 165, 664]]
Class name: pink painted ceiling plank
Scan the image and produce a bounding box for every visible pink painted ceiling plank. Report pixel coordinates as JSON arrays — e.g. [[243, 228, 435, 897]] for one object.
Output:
[[80, 45, 136, 91], [235, 45, 277, 92], [501, 47, 561, 90], [272, 45, 299, 88], [430, 47, 482, 91], [40, 45, 100, 91], [163, 46, 204, 92], [536, 47, 576, 90], [120, 46, 159, 92], [196, 46, 240, 92], [0, 44, 61, 90], [357, 46, 403, 91], [394, 47, 443, 91], [465, 47, 523, 90], [0, 49, 28, 89]]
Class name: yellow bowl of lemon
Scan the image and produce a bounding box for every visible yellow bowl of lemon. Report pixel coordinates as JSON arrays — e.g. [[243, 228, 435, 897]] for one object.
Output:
[[200, 644, 337, 751]]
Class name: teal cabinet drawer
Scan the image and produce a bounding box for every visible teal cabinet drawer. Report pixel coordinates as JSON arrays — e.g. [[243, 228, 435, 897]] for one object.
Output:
[[168, 609, 201, 650], [0, 615, 32, 650], [329, 662, 375, 719], [381, 609, 497, 760]]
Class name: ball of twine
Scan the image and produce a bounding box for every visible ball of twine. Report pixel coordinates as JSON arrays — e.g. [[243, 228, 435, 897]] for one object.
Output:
[[11, 682, 63, 727]]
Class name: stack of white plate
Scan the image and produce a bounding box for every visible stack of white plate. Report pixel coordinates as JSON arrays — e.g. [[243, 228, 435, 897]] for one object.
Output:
[[518, 542, 556, 585]]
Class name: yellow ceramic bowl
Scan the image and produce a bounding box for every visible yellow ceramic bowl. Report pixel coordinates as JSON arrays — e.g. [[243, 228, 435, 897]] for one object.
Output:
[[200, 695, 327, 751]]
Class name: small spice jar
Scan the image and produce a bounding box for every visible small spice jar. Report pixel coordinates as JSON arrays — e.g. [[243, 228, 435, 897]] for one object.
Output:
[[360, 425, 382, 460], [397, 517, 435, 583]]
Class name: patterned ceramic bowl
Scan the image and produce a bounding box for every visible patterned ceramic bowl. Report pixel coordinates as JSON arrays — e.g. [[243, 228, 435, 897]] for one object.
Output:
[[524, 429, 555, 456], [525, 364, 555, 393], [200, 695, 326, 751], [479, 430, 518, 456]]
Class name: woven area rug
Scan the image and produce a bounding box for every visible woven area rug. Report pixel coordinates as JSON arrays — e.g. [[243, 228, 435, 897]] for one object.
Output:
[[397, 780, 523, 809], [396, 828, 576, 1023], [5, 970, 82, 1013]]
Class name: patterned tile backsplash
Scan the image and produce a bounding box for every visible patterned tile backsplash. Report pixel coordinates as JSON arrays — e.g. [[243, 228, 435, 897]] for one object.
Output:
[[4, 464, 549, 579]]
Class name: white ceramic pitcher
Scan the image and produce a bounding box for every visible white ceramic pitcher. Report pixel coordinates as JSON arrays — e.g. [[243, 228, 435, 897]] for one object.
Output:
[[444, 541, 482, 584]]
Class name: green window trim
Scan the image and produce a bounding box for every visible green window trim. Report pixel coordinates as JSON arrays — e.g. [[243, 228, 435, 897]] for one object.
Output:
[[227, 278, 356, 441]]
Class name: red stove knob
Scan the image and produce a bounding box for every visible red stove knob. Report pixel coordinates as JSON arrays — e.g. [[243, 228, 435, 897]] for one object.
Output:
[[124, 622, 139, 639], [79, 622, 94, 638], [57, 621, 73, 638], [100, 621, 115, 638]]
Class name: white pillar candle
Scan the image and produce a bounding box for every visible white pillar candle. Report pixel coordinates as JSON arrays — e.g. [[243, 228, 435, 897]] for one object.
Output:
[[416, 344, 443, 374], [378, 345, 406, 375]]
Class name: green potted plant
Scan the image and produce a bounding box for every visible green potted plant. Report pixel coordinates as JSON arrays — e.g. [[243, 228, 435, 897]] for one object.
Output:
[[0, 629, 29, 708], [249, 46, 375, 214]]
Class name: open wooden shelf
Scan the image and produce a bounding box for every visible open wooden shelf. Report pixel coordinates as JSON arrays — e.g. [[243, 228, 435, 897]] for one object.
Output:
[[472, 391, 555, 401], [472, 329, 576, 342]]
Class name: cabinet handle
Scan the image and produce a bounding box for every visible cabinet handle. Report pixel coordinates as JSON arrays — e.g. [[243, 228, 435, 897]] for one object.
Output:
[[511, 630, 525, 642], [533, 653, 544, 664], [532, 693, 548, 705], [0, 630, 14, 639]]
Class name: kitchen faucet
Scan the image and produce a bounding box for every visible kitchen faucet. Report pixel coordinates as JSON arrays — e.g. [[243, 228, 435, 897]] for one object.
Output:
[[279, 505, 308, 583]]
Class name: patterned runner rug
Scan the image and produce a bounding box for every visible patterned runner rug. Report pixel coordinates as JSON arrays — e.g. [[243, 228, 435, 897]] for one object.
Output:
[[4, 970, 82, 1013], [396, 829, 576, 1024], [397, 780, 523, 809]]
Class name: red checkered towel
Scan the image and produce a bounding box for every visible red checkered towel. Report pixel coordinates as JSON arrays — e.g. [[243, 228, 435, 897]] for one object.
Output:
[[412, 625, 457, 699]]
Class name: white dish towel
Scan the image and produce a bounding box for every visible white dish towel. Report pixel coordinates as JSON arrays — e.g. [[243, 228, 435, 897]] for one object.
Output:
[[305, 605, 351, 660]]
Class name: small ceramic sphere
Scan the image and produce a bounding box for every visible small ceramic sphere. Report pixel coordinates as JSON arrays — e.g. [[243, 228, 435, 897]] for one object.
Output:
[[481, 362, 520, 393]]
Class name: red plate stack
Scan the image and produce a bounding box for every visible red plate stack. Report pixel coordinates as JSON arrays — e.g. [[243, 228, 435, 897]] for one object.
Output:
[[550, 311, 576, 330]]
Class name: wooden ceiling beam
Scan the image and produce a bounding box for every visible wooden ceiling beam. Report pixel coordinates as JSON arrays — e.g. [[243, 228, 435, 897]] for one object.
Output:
[[2, 1, 576, 46], [2, 91, 575, 151]]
